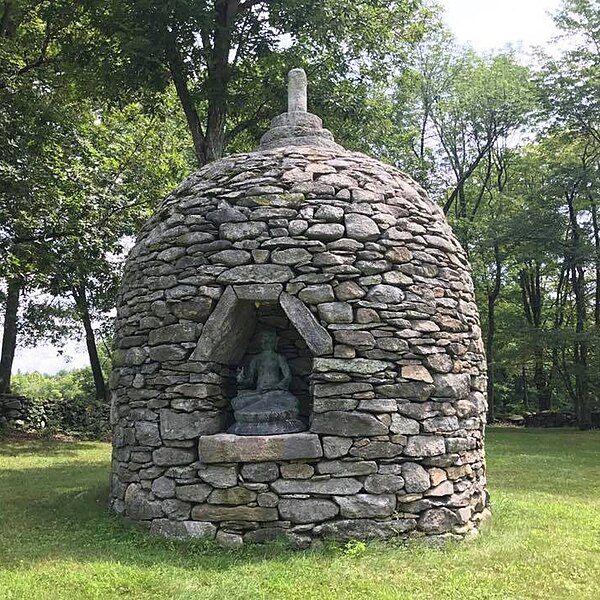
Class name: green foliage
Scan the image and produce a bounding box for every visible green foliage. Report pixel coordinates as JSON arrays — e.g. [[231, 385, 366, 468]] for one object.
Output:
[[0, 429, 598, 598], [342, 540, 367, 557]]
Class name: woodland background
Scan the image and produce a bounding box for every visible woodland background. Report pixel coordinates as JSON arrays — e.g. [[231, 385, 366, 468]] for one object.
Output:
[[1, 0, 599, 434]]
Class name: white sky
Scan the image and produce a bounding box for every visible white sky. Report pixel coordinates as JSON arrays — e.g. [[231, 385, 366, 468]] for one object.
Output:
[[11, 0, 563, 375], [441, 0, 561, 51]]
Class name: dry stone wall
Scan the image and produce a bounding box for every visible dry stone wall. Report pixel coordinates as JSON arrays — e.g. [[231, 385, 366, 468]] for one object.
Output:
[[109, 144, 490, 546]]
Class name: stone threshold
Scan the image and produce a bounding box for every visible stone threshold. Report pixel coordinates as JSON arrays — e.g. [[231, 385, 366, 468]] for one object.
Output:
[[198, 432, 323, 463]]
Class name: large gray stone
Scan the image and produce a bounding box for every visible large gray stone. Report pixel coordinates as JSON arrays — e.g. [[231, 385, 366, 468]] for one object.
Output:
[[191, 505, 278, 522], [124, 484, 163, 520], [344, 214, 379, 241], [390, 414, 420, 435], [160, 410, 222, 440], [314, 518, 415, 541], [234, 284, 282, 301], [241, 462, 279, 482], [191, 286, 255, 363], [404, 435, 446, 457], [334, 330, 375, 348], [366, 284, 404, 304], [298, 284, 335, 304], [151, 476, 176, 499], [311, 411, 388, 436], [335, 494, 396, 518], [317, 302, 353, 324], [378, 382, 434, 401], [271, 248, 312, 264], [313, 358, 388, 375], [210, 249, 252, 266], [198, 465, 237, 488], [334, 280, 366, 300], [206, 205, 247, 226], [322, 436, 353, 459], [402, 462, 431, 493], [278, 498, 339, 523], [306, 223, 345, 241], [149, 323, 197, 345], [349, 441, 404, 459], [135, 421, 161, 446], [313, 382, 373, 398], [199, 433, 323, 463], [153, 447, 197, 466], [208, 486, 257, 505], [150, 519, 217, 540], [271, 477, 362, 495], [217, 264, 293, 284], [279, 292, 333, 356], [433, 373, 470, 398], [220, 221, 267, 240], [418, 507, 458, 533], [422, 416, 459, 433], [162, 498, 191, 520], [176, 483, 211, 502], [318, 460, 377, 477], [364, 474, 404, 494]]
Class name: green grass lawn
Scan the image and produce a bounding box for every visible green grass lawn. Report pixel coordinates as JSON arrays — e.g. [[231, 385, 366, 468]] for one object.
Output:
[[0, 428, 598, 600]]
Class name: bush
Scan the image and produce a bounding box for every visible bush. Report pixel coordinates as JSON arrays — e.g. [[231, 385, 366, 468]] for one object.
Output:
[[10, 368, 110, 439]]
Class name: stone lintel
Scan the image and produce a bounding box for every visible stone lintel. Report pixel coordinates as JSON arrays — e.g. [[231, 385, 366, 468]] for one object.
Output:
[[233, 283, 283, 301], [199, 432, 323, 463]]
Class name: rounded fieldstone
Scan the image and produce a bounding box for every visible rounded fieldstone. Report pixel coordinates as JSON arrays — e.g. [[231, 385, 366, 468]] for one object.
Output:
[[279, 498, 339, 523]]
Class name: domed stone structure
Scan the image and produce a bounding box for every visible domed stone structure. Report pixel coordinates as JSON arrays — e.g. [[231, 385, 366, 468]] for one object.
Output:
[[108, 69, 490, 546]]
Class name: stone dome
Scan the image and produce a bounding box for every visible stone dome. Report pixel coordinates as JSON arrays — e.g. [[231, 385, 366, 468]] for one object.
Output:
[[109, 69, 490, 546]]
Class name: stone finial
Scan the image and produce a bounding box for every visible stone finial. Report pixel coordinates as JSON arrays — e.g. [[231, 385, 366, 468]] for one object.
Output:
[[258, 67, 343, 151], [288, 68, 307, 113]]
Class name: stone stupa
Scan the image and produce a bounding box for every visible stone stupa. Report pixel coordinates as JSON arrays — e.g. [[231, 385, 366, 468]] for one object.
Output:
[[108, 68, 490, 547]]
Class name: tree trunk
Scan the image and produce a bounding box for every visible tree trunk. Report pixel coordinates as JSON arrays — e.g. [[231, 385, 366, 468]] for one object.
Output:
[[0, 277, 21, 394], [519, 264, 550, 411], [72, 284, 107, 401], [203, 0, 233, 163], [165, 31, 207, 167], [486, 242, 502, 423], [165, 0, 236, 167], [571, 264, 591, 430], [522, 366, 528, 410], [533, 349, 551, 411], [566, 191, 591, 430], [591, 200, 600, 329]]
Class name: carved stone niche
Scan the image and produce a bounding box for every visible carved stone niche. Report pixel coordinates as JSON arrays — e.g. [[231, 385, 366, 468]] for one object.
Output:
[[190, 285, 332, 430]]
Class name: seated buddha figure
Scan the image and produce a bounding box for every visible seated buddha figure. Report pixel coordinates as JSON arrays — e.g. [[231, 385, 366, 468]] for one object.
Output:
[[228, 330, 306, 435]]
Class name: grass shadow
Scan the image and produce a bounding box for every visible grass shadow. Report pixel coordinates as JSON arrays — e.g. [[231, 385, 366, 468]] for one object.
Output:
[[0, 428, 598, 579], [0, 461, 338, 573]]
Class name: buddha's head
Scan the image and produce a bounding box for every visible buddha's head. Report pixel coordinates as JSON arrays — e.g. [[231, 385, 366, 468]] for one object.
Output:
[[257, 329, 277, 352]]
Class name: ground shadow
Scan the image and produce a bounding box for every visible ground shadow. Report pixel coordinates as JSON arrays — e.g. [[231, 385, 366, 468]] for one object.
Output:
[[0, 461, 338, 574]]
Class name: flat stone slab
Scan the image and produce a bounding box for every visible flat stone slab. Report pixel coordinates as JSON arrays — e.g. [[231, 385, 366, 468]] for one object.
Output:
[[199, 433, 323, 463]]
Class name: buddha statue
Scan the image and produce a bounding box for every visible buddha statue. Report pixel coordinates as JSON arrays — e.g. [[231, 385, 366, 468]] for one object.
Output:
[[228, 330, 306, 435]]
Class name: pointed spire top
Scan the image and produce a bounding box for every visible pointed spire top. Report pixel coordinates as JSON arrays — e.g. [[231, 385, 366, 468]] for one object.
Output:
[[287, 68, 307, 113]]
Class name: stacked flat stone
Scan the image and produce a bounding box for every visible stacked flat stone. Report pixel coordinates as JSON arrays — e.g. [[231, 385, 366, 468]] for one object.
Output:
[[0, 394, 32, 429], [108, 69, 490, 547]]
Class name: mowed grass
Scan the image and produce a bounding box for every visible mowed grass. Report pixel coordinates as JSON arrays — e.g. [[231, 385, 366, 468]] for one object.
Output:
[[0, 429, 598, 600]]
